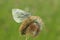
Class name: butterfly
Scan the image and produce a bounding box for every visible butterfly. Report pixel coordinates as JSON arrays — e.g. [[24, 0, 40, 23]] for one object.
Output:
[[12, 8, 44, 37]]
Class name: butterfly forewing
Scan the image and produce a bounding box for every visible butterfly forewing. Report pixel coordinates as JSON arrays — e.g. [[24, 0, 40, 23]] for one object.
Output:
[[12, 9, 31, 23]]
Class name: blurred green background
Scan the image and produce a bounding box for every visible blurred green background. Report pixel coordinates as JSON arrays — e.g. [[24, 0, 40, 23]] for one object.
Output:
[[0, 0, 60, 40]]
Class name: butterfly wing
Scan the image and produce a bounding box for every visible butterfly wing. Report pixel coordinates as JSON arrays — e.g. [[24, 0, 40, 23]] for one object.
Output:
[[12, 9, 31, 23]]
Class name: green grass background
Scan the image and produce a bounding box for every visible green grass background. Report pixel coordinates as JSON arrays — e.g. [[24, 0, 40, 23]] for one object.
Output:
[[0, 0, 60, 40]]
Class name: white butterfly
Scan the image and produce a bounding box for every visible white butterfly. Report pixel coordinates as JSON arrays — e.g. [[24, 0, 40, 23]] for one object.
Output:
[[12, 8, 45, 37], [12, 9, 31, 23]]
